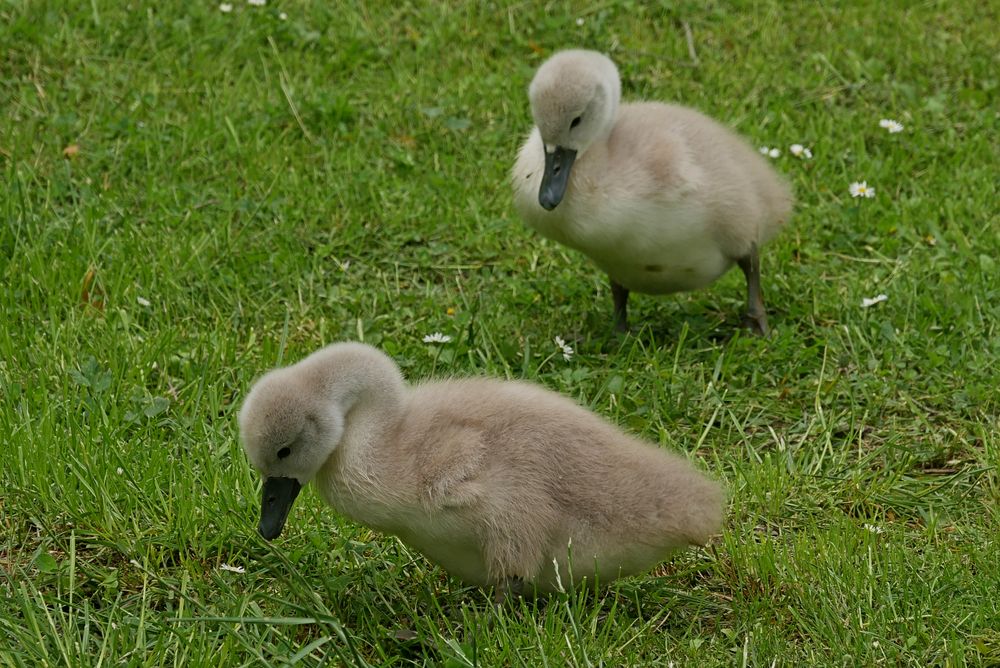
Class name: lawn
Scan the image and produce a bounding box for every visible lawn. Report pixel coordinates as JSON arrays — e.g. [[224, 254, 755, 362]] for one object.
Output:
[[1, 0, 998, 665]]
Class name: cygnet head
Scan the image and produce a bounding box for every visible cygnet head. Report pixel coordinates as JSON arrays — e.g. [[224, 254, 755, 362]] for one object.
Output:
[[238, 367, 344, 539], [528, 49, 621, 210], [238, 342, 403, 540]]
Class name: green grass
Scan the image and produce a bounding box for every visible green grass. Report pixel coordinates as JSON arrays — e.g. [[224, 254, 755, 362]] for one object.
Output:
[[2, 0, 998, 665]]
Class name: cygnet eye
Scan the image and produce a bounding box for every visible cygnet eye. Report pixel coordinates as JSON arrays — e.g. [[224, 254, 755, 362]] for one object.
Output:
[[277, 446, 291, 460], [570, 115, 583, 129]]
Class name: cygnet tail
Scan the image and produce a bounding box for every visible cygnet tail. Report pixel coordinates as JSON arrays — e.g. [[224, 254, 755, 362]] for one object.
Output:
[[664, 466, 726, 546]]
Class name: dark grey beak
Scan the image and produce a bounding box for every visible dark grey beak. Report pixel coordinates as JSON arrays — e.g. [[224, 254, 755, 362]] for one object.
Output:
[[258, 476, 302, 540], [539, 145, 577, 211]]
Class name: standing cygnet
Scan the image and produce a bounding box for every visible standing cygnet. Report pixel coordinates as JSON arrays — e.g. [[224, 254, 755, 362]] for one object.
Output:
[[512, 49, 793, 335], [238, 342, 724, 597]]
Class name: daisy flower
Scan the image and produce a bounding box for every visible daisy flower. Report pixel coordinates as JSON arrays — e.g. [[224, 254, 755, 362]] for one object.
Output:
[[279, 11, 287, 19], [849, 181, 875, 198], [878, 119, 904, 133], [860, 294, 888, 309], [219, 563, 246, 573], [554, 336, 574, 361], [575, 17, 585, 26], [863, 523, 885, 534], [218, 3, 233, 11], [136, 296, 151, 307], [247, 0, 266, 5], [758, 146, 780, 158], [789, 144, 813, 159], [422, 332, 452, 344]]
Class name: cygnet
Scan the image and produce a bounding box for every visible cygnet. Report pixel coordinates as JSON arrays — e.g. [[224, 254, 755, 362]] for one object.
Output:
[[512, 49, 793, 335], [239, 342, 724, 597]]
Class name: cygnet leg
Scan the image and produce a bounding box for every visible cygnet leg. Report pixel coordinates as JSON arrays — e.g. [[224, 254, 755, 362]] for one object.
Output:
[[737, 243, 769, 336], [610, 278, 629, 333], [492, 576, 525, 607]]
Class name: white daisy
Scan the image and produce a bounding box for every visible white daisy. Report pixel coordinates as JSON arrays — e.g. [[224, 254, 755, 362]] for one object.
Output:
[[279, 11, 287, 19], [768, 147, 780, 158], [136, 296, 151, 307], [554, 336, 574, 361], [218, 3, 233, 11], [116, 467, 124, 475], [247, 0, 266, 5], [879, 119, 904, 133], [759, 146, 769, 155], [422, 332, 452, 344], [575, 17, 585, 26], [849, 181, 875, 198], [219, 563, 246, 573], [860, 294, 888, 309], [789, 144, 813, 159], [863, 523, 885, 534]]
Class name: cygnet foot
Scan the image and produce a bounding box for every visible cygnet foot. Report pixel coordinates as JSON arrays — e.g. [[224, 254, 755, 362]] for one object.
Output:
[[492, 576, 526, 608], [741, 311, 770, 337]]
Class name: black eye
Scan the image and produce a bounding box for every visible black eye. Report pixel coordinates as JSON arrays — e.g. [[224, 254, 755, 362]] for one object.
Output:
[[570, 116, 582, 129], [277, 447, 291, 460]]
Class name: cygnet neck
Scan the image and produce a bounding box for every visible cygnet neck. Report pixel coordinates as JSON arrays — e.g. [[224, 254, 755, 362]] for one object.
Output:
[[320, 351, 406, 478], [574, 83, 620, 160], [340, 385, 403, 468]]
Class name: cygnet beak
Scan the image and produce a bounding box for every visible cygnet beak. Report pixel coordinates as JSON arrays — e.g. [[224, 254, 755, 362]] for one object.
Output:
[[539, 145, 577, 210], [258, 476, 302, 540]]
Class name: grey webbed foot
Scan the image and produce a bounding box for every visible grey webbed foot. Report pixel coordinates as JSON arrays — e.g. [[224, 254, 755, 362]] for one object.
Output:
[[492, 576, 525, 608], [741, 311, 770, 337]]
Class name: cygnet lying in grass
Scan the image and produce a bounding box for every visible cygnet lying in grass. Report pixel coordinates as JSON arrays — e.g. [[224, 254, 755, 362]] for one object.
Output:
[[239, 342, 724, 597], [512, 49, 793, 335]]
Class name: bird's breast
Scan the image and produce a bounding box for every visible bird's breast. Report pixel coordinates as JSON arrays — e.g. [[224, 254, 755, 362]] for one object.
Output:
[[519, 190, 732, 294]]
